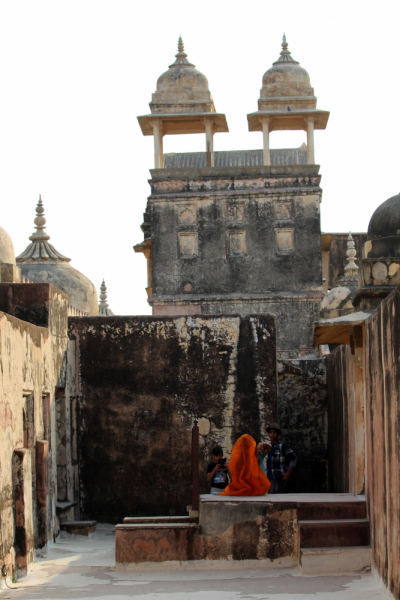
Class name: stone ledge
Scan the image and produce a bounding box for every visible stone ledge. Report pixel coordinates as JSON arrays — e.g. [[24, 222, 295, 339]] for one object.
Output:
[[60, 521, 97, 536]]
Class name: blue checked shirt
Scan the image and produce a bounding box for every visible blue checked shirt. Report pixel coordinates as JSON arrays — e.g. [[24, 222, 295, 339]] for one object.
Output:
[[265, 442, 297, 481]]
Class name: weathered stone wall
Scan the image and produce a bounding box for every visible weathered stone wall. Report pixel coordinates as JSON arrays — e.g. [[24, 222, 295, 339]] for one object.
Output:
[[199, 497, 298, 562], [68, 314, 277, 522], [324, 284, 400, 598], [326, 345, 365, 495], [278, 358, 328, 493], [364, 285, 400, 599], [143, 165, 324, 352], [0, 283, 72, 574]]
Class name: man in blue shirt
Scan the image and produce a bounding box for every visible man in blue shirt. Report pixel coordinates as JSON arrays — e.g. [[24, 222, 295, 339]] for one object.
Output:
[[258, 423, 297, 494]]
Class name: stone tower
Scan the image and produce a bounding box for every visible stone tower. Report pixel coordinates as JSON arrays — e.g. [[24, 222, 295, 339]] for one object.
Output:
[[135, 36, 330, 357]]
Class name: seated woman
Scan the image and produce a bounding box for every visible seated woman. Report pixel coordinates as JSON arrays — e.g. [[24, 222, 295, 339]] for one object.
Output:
[[218, 434, 271, 496]]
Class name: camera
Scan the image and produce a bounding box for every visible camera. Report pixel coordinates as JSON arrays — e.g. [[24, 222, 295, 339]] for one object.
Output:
[[218, 457, 226, 465]]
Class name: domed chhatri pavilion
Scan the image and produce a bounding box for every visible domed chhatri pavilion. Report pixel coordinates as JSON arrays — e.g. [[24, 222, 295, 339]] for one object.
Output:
[[16, 196, 99, 314], [137, 37, 228, 168], [247, 34, 329, 166]]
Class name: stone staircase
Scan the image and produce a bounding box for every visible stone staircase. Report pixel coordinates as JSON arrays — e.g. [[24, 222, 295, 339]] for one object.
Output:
[[298, 499, 371, 574]]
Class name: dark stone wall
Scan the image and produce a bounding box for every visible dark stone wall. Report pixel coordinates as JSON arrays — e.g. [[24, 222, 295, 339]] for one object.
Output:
[[69, 314, 277, 523], [151, 188, 323, 298], [202, 298, 321, 353], [326, 346, 349, 493], [278, 358, 328, 493]]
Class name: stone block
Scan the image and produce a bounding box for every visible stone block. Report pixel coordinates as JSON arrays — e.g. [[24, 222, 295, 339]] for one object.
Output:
[[299, 518, 370, 548], [115, 523, 201, 564], [60, 521, 97, 537], [300, 546, 371, 574]]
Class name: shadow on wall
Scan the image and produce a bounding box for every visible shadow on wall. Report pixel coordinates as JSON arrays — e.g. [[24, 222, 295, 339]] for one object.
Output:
[[278, 358, 328, 493]]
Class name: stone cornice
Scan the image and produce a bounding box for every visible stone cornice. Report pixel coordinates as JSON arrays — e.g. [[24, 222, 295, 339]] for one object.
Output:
[[150, 164, 320, 181], [149, 290, 324, 306]]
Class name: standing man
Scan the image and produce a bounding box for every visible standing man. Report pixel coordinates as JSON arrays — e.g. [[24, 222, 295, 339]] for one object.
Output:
[[259, 424, 297, 494]]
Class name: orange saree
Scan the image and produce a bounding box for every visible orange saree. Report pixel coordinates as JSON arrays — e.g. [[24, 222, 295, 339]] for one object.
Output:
[[218, 434, 271, 496]]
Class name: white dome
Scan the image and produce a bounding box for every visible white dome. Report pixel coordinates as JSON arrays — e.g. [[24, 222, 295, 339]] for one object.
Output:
[[0, 225, 16, 265]]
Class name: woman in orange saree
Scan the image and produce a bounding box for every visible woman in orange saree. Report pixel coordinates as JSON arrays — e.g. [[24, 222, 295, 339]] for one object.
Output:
[[218, 434, 271, 496]]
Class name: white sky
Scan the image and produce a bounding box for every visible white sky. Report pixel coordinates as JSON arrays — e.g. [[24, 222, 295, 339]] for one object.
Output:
[[1, 0, 399, 316]]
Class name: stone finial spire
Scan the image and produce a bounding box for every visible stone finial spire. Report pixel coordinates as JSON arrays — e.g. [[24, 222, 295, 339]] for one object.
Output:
[[99, 279, 109, 308], [344, 232, 358, 273], [273, 33, 299, 65], [98, 279, 114, 316], [169, 36, 195, 68], [31, 194, 49, 241], [16, 195, 71, 262]]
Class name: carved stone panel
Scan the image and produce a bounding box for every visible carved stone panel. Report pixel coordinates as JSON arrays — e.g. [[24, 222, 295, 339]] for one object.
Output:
[[274, 201, 293, 221], [275, 228, 294, 254], [226, 202, 244, 222], [227, 230, 246, 256], [178, 232, 198, 257], [178, 205, 197, 224]]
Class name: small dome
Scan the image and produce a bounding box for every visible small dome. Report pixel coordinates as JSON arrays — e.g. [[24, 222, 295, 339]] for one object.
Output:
[[150, 37, 214, 112], [16, 196, 99, 314], [262, 62, 312, 97], [20, 262, 99, 314], [0, 225, 16, 264], [367, 193, 400, 241], [259, 35, 316, 108]]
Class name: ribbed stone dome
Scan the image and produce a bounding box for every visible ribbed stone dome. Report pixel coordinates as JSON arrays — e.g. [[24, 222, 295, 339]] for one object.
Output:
[[16, 196, 99, 314], [0, 225, 16, 265], [367, 193, 400, 241]]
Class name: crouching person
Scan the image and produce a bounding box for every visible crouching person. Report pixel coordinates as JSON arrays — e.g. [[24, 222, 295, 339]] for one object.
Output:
[[264, 423, 297, 494]]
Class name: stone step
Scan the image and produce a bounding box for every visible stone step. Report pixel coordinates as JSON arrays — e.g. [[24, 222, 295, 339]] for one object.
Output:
[[115, 523, 200, 563], [60, 521, 97, 537], [297, 501, 366, 521], [300, 546, 372, 574], [299, 519, 370, 548], [123, 516, 197, 524]]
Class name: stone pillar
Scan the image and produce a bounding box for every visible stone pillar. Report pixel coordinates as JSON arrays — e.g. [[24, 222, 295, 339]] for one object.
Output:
[[158, 124, 164, 169], [204, 118, 214, 167], [260, 117, 271, 166], [151, 119, 163, 169], [306, 117, 315, 164]]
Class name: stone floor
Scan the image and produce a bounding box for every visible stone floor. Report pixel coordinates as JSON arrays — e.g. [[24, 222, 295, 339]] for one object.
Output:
[[0, 525, 392, 600]]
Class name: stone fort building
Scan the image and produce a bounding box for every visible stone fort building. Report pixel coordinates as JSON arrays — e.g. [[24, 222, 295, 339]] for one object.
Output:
[[1, 35, 399, 599]]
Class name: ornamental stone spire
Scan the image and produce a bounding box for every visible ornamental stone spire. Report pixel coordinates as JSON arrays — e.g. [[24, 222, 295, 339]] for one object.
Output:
[[16, 195, 71, 262], [344, 232, 359, 275], [98, 279, 114, 316], [169, 36, 195, 68], [273, 33, 299, 65]]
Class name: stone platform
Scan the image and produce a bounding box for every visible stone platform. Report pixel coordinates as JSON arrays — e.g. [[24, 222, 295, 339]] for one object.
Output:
[[115, 493, 370, 571]]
